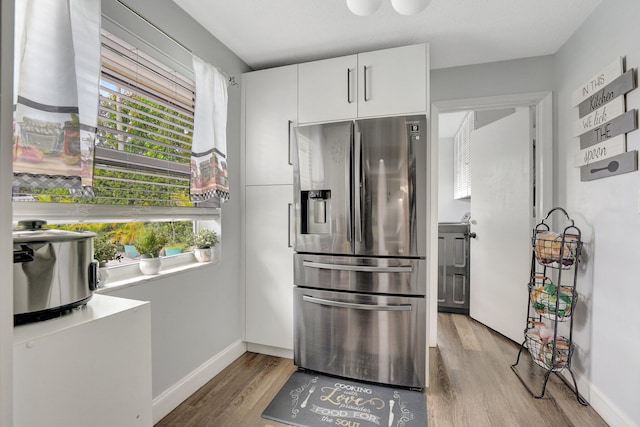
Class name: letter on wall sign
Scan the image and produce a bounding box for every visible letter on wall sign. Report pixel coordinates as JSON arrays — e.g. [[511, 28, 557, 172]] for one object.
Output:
[[573, 134, 626, 167], [572, 57, 623, 107], [579, 109, 637, 150], [573, 96, 625, 137], [577, 69, 636, 118]]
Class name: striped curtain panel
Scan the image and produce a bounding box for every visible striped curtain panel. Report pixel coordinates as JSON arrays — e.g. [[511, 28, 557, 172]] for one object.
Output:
[[12, 0, 101, 195], [190, 55, 229, 203]]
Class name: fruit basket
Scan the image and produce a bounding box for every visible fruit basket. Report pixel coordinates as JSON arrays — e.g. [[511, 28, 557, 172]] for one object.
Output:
[[529, 275, 576, 321], [526, 324, 571, 371], [533, 229, 580, 269]]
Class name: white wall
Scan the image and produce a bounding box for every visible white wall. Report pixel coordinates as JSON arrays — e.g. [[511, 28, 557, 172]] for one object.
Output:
[[555, 0, 640, 424], [0, 1, 15, 425], [437, 136, 470, 222]]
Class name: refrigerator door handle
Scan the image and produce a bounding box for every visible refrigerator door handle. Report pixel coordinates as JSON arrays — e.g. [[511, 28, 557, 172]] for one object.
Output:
[[302, 260, 412, 273], [303, 295, 412, 312], [354, 129, 363, 243]]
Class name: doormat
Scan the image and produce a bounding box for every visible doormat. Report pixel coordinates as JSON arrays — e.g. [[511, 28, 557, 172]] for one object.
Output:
[[262, 370, 426, 427]]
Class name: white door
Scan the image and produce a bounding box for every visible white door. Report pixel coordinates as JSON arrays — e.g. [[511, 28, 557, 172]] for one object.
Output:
[[469, 108, 532, 343]]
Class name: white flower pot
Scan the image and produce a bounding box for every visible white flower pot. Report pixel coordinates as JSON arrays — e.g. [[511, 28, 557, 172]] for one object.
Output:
[[194, 247, 214, 263], [139, 257, 161, 275], [97, 262, 110, 287]]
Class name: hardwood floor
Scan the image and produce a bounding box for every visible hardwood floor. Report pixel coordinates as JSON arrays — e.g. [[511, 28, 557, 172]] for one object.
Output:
[[155, 313, 608, 427]]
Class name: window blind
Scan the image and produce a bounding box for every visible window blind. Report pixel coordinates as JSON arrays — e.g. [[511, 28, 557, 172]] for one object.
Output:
[[94, 29, 198, 207]]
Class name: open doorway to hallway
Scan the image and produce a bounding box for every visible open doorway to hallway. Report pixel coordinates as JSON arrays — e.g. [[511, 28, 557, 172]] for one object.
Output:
[[434, 102, 545, 345]]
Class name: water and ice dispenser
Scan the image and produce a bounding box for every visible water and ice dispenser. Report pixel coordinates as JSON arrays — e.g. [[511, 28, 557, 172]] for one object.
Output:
[[301, 190, 331, 235]]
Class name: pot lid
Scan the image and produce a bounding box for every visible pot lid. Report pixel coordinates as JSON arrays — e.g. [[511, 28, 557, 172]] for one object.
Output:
[[13, 219, 96, 243]]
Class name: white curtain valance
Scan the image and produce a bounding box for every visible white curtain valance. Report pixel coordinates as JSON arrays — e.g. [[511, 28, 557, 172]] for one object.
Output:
[[190, 55, 229, 203], [12, 0, 101, 195]]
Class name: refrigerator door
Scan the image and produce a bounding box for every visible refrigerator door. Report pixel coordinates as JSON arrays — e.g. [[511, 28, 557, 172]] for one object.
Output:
[[354, 115, 427, 258], [294, 287, 426, 388], [294, 121, 353, 255]]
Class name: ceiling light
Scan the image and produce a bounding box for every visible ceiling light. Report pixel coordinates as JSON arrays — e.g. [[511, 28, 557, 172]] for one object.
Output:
[[346, 0, 383, 16], [390, 0, 432, 15]]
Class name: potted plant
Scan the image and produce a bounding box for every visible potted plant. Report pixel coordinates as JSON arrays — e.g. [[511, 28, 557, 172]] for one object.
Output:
[[133, 226, 168, 275], [93, 234, 122, 286], [189, 228, 219, 262]]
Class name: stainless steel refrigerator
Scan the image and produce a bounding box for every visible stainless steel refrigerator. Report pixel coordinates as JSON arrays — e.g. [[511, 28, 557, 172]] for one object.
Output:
[[292, 115, 427, 388]]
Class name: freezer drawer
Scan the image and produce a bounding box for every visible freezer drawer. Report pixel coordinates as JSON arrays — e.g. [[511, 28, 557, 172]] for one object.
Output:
[[294, 253, 426, 296], [294, 287, 426, 388]]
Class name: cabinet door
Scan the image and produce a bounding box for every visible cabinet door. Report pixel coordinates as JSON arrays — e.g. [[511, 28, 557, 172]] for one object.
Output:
[[245, 185, 294, 350], [357, 44, 427, 118], [14, 298, 151, 427], [244, 65, 297, 185], [298, 55, 358, 123]]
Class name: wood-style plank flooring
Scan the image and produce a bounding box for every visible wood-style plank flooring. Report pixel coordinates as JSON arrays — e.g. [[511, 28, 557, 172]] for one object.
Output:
[[155, 313, 608, 427]]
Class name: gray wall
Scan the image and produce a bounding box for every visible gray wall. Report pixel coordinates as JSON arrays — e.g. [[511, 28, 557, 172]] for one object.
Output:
[[101, 0, 250, 400], [555, 0, 640, 424], [431, 55, 555, 102]]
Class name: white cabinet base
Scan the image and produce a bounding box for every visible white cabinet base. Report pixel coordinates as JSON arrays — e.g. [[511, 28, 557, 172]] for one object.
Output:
[[14, 295, 151, 427]]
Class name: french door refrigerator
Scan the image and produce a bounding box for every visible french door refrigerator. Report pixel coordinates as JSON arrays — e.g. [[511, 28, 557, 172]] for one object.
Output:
[[292, 115, 427, 388]]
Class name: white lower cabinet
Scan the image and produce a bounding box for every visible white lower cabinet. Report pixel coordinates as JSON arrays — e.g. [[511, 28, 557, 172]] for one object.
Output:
[[14, 295, 151, 427], [245, 184, 294, 350]]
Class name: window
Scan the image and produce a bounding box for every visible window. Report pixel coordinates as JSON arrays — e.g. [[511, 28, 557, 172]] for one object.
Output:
[[13, 29, 220, 222], [13, 27, 221, 282]]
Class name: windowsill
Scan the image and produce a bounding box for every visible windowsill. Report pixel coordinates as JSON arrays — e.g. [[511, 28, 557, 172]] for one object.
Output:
[[95, 252, 217, 294]]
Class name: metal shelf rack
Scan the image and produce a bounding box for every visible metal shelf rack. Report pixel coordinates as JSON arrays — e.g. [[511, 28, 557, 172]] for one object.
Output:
[[511, 207, 588, 405]]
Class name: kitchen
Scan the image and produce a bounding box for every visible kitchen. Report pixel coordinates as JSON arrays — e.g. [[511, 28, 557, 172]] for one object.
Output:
[[1, 0, 639, 426]]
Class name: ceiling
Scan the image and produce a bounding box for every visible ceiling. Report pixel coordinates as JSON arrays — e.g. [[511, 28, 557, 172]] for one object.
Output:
[[171, 0, 601, 71]]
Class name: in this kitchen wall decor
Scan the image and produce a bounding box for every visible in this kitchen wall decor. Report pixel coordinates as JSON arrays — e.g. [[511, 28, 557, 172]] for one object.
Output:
[[572, 57, 638, 181]]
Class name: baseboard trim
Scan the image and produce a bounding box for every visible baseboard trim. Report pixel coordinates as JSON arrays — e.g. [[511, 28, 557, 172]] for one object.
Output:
[[152, 339, 247, 424], [561, 369, 636, 426], [590, 383, 637, 427]]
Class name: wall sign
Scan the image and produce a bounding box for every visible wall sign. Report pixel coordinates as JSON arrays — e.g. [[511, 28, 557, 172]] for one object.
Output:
[[574, 57, 638, 181], [573, 134, 626, 167], [571, 57, 623, 107], [579, 109, 637, 150], [580, 151, 638, 181], [573, 96, 625, 137]]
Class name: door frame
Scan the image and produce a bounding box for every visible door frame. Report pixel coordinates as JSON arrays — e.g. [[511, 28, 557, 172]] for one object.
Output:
[[427, 91, 553, 347]]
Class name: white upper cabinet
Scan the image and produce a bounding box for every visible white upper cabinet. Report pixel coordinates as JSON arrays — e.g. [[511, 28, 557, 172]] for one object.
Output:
[[244, 65, 297, 185], [298, 55, 358, 124], [298, 43, 428, 123], [357, 44, 427, 118]]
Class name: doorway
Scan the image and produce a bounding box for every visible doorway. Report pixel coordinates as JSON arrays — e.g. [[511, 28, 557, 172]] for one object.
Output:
[[427, 92, 553, 348]]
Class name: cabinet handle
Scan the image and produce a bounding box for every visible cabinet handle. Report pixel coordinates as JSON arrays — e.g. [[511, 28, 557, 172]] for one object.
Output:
[[363, 65, 369, 102], [347, 68, 352, 104], [288, 203, 293, 248], [288, 120, 293, 166]]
